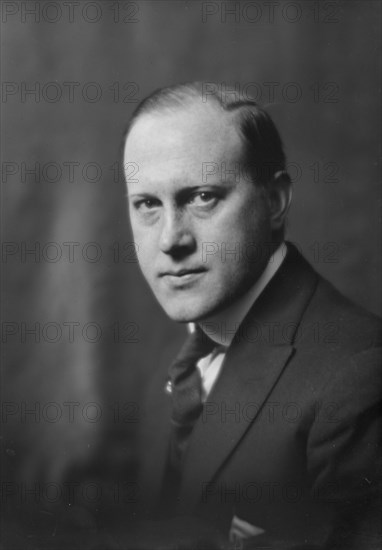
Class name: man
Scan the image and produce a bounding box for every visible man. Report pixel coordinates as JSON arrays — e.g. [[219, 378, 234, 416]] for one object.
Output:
[[122, 82, 381, 549]]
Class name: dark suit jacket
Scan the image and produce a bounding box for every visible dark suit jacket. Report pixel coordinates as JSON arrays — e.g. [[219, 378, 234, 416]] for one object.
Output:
[[138, 243, 381, 549]]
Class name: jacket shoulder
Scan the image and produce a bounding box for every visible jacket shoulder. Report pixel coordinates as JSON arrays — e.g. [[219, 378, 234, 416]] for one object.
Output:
[[303, 273, 381, 352]]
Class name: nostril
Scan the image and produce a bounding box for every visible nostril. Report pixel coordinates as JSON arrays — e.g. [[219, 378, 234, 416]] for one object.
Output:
[[166, 244, 195, 261], [161, 240, 196, 259], [159, 225, 195, 255]]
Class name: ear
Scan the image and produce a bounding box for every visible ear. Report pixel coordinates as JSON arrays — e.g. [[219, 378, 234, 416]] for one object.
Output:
[[267, 170, 292, 232]]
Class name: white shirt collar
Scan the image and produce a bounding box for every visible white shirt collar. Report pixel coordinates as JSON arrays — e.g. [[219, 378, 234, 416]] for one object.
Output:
[[188, 242, 287, 347]]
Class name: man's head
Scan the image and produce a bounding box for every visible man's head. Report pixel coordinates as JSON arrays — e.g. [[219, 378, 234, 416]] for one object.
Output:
[[123, 82, 292, 323]]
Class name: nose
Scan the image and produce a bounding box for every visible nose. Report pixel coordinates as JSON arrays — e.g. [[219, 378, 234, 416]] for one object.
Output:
[[159, 208, 195, 256]]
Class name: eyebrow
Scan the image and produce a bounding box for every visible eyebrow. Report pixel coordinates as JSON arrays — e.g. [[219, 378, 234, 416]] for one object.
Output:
[[128, 180, 235, 198]]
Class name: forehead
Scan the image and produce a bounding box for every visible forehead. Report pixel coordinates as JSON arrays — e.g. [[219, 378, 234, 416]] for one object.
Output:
[[123, 104, 244, 186]]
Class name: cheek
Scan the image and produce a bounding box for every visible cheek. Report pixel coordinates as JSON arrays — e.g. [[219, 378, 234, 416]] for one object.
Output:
[[131, 223, 155, 252], [241, 198, 271, 240], [137, 244, 153, 268], [215, 205, 269, 247], [133, 234, 156, 277]]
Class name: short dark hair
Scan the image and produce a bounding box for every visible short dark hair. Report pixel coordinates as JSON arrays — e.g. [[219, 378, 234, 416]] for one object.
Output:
[[122, 81, 290, 188]]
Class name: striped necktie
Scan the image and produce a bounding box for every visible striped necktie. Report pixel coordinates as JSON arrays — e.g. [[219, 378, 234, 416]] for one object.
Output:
[[166, 326, 216, 472]]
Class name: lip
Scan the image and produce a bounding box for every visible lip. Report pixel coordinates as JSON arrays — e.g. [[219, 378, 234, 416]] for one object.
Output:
[[159, 268, 206, 277], [159, 268, 206, 288]]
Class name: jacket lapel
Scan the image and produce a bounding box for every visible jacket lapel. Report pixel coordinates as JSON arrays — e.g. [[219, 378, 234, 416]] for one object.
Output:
[[178, 242, 319, 512], [178, 340, 294, 512]]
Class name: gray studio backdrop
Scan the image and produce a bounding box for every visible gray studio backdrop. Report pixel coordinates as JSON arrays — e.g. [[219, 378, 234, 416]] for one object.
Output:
[[1, 0, 381, 527]]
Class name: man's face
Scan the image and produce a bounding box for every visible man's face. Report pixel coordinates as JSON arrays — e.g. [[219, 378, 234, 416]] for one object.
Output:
[[124, 104, 273, 323]]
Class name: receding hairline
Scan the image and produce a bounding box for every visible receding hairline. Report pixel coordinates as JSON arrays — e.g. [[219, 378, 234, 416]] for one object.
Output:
[[122, 81, 288, 190], [124, 97, 246, 148], [124, 95, 254, 144]]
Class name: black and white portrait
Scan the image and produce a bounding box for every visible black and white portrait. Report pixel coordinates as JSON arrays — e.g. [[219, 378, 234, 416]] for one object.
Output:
[[2, 2, 381, 549]]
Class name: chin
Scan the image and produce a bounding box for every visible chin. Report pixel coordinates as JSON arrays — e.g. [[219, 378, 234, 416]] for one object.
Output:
[[163, 308, 203, 324], [161, 298, 217, 324]]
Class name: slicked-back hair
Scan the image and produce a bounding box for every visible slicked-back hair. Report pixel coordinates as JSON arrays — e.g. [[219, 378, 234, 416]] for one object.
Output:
[[122, 81, 290, 189]]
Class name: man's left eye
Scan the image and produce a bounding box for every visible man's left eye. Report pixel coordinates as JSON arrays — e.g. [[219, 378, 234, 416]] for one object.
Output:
[[189, 192, 217, 207]]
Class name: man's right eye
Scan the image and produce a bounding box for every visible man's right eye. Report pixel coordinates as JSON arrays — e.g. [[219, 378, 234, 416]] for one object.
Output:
[[134, 199, 160, 211]]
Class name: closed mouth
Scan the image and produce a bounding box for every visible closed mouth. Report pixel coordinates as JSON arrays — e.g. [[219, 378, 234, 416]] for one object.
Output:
[[160, 268, 206, 277]]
